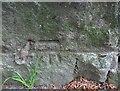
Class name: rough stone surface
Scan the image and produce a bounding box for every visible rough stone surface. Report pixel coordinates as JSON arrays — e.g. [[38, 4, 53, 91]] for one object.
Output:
[[35, 41, 60, 51], [1, 52, 119, 87], [2, 2, 119, 52], [2, 2, 120, 88], [75, 52, 118, 84], [2, 52, 76, 88]]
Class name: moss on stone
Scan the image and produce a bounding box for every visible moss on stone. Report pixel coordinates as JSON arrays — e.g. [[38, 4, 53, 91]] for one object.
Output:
[[108, 72, 119, 87], [86, 23, 109, 47]]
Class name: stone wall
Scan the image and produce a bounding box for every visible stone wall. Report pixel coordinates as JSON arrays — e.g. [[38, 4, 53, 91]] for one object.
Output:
[[1, 2, 120, 88]]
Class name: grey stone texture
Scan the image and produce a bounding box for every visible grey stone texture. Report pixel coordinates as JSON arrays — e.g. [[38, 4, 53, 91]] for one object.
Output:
[[1, 2, 120, 88]]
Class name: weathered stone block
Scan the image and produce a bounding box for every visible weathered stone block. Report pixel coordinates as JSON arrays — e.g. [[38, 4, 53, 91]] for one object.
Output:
[[37, 52, 76, 87], [2, 51, 119, 88], [75, 52, 118, 85], [2, 52, 76, 88]]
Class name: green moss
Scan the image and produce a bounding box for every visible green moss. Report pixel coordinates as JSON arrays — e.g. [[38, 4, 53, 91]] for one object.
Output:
[[102, 3, 118, 29], [118, 72, 120, 88], [108, 72, 119, 87], [62, 19, 75, 32], [86, 23, 109, 47], [19, 3, 79, 39], [103, 14, 118, 29], [20, 4, 61, 39]]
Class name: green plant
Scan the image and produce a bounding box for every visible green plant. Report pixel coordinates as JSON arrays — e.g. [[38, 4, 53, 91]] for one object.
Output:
[[2, 57, 41, 89]]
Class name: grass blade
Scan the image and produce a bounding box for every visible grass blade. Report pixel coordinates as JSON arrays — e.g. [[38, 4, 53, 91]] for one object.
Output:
[[2, 76, 16, 85]]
